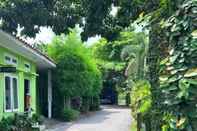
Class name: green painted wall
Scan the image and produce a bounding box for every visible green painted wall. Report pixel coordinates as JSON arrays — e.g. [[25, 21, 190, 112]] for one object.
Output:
[[0, 46, 37, 120]]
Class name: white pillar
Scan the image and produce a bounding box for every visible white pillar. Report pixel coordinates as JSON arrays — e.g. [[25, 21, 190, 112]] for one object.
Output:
[[48, 70, 52, 118]]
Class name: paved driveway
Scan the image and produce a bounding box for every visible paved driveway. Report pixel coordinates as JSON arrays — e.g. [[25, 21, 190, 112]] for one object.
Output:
[[48, 105, 131, 131]]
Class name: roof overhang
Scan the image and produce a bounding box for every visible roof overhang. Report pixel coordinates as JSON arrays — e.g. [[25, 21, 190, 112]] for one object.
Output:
[[0, 30, 56, 69]]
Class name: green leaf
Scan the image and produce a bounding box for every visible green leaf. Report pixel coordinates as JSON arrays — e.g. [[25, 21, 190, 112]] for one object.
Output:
[[187, 79, 197, 85], [168, 75, 182, 83], [160, 58, 169, 65], [160, 75, 169, 82], [184, 68, 197, 77], [169, 52, 180, 63], [191, 30, 197, 38]]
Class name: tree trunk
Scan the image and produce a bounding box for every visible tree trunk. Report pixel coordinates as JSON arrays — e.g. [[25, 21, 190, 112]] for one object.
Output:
[[145, 117, 152, 131], [64, 96, 71, 108], [146, 24, 160, 90], [137, 113, 142, 131], [145, 23, 162, 131]]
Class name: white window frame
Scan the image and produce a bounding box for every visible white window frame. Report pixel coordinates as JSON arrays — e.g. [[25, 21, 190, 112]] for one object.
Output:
[[12, 76, 19, 112], [4, 53, 18, 66], [4, 74, 19, 112]]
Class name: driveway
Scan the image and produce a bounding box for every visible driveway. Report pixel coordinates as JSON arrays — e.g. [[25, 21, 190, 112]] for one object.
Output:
[[47, 105, 131, 131]]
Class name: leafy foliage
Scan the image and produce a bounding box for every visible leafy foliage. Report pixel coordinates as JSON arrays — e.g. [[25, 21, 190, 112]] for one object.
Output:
[[92, 27, 149, 107], [0, 0, 85, 36], [91, 34, 128, 94], [47, 28, 102, 117], [121, 31, 148, 81], [1, 0, 196, 130], [130, 80, 152, 118], [61, 108, 80, 122], [162, 114, 192, 131], [81, 0, 117, 40], [0, 113, 40, 131], [0, 0, 167, 41], [48, 28, 102, 98], [116, 0, 160, 27], [114, 0, 197, 130], [158, 1, 197, 130]]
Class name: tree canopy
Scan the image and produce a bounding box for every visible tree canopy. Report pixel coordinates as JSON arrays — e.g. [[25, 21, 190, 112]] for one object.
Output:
[[48, 28, 102, 98], [0, 0, 85, 36], [0, 0, 169, 40]]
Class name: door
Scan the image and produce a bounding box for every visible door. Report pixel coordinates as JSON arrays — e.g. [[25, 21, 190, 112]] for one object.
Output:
[[24, 79, 30, 112]]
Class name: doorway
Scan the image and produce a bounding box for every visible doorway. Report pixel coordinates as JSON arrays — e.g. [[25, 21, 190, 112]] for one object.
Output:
[[24, 79, 30, 112]]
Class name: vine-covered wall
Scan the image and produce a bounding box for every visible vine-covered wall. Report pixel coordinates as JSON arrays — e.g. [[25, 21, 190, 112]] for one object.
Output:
[[143, 0, 197, 130], [160, 1, 197, 130]]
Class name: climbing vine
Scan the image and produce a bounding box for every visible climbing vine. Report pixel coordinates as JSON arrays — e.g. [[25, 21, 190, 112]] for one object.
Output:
[[129, 0, 197, 130], [159, 1, 197, 130]]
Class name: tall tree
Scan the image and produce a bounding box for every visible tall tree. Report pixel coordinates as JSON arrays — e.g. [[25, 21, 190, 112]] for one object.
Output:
[[0, 0, 85, 36], [47, 28, 102, 116], [82, 0, 113, 40], [0, 0, 160, 40], [116, 0, 159, 27]]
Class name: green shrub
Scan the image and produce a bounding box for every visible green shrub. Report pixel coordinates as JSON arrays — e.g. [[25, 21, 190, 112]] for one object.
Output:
[[32, 114, 44, 125], [0, 113, 40, 131], [162, 114, 192, 131], [61, 108, 80, 121], [0, 117, 14, 131], [14, 113, 32, 130], [130, 80, 152, 118]]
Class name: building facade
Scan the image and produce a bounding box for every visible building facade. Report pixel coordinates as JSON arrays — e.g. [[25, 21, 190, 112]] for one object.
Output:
[[0, 30, 55, 120]]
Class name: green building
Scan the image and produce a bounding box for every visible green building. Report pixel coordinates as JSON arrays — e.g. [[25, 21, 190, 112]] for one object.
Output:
[[0, 30, 56, 120]]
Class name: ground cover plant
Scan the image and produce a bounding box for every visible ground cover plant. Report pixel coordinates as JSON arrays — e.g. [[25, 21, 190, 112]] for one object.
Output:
[[0, 113, 41, 131]]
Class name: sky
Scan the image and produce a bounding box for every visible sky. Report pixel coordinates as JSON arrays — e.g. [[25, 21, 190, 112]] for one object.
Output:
[[18, 25, 102, 46], [17, 26, 55, 45]]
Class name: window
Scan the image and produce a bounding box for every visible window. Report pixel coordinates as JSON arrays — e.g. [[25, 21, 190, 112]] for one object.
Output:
[[4, 54, 18, 66], [5, 56, 11, 62], [24, 62, 31, 71], [4, 75, 19, 112], [5, 76, 11, 111], [13, 78, 18, 110], [12, 59, 17, 65]]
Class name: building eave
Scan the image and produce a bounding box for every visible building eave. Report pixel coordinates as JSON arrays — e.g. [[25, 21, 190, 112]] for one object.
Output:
[[0, 30, 56, 69]]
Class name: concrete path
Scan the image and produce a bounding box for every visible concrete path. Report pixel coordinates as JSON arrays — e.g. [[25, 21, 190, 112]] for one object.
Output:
[[48, 105, 131, 131]]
